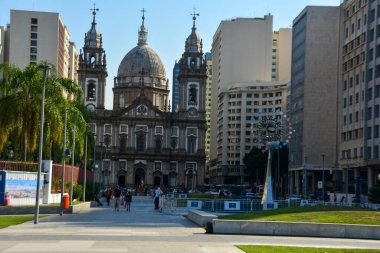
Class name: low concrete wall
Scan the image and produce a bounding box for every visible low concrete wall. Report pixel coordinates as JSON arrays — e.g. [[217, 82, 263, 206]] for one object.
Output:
[[212, 219, 380, 240], [188, 210, 217, 227], [71, 202, 91, 214], [0, 202, 92, 215]]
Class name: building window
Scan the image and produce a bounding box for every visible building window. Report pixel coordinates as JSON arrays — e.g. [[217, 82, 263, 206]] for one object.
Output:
[[31, 18, 38, 24], [136, 134, 145, 152], [30, 40, 37, 46], [30, 47, 37, 54], [154, 161, 162, 172], [155, 137, 162, 153], [30, 55, 37, 61], [31, 33, 38, 39], [31, 25, 38, 32]]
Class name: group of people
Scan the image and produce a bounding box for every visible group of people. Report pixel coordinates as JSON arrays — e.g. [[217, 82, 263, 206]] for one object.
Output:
[[94, 185, 164, 211], [95, 186, 133, 212]]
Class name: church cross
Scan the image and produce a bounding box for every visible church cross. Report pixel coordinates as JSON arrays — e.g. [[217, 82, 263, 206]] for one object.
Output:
[[141, 8, 147, 23], [90, 3, 99, 17], [191, 8, 199, 27]]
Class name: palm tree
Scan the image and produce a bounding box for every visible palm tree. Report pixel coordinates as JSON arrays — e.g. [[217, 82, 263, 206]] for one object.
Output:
[[0, 63, 88, 162]]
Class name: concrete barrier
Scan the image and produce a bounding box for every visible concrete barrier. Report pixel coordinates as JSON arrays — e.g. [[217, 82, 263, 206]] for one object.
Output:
[[0, 202, 92, 215], [187, 210, 217, 227], [212, 219, 380, 240]]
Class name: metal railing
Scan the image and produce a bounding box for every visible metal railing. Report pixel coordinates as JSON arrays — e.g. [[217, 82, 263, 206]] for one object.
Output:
[[161, 197, 380, 213]]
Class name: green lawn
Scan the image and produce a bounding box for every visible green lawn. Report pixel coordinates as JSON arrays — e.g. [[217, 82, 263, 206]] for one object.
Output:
[[237, 245, 380, 253], [0, 215, 37, 229], [220, 206, 380, 225]]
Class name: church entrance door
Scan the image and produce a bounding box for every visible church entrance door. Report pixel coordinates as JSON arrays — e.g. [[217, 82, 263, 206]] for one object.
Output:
[[118, 175, 125, 187], [154, 176, 161, 186], [134, 168, 145, 194]]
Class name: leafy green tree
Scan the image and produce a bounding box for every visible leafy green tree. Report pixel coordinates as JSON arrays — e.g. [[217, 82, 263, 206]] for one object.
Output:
[[243, 147, 267, 187], [368, 181, 380, 204], [0, 63, 89, 163]]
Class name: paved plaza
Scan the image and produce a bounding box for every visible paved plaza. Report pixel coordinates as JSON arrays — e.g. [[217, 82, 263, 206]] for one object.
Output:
[[0, 197, 380, 253]]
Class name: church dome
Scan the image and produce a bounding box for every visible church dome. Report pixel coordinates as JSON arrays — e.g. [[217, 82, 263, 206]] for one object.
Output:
[[117, 45, 166, 78], [117, 11, 166, 78]]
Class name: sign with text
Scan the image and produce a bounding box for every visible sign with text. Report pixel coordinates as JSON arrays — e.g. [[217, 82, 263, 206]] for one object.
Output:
[[187, 200, 202, 209], [224, 201, 240, 211]]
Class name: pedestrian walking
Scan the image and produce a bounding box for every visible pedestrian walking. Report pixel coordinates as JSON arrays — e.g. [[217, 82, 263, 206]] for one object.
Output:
[[126, 191, 132, 211], [114, 186, 122, 212], [154, 186, 161, 210], [105, 188, 112, 207]]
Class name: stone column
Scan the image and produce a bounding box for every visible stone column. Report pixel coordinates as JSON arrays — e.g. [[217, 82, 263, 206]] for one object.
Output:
[[295, 170, 300, 195], [289, 171, 294, 195]]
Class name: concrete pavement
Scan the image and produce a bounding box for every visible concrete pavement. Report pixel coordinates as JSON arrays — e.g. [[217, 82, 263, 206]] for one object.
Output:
[[0, 196, 380, 253]]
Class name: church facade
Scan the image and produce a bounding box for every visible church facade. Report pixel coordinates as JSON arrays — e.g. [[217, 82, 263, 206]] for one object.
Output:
[[78, 9, 207, 191]]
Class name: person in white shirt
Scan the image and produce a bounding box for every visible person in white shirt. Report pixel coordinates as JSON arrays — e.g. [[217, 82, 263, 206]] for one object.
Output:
[[154, 186, 161, 210]]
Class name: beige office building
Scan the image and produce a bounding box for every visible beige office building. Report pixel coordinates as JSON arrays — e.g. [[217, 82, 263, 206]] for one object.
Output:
[[272, 28, 292, 81], [339, 0, 380, 197], [210, 15, 292, 184], [210, 81, 288, 184], [210, 15, 274, 164], [5, 10, 76, 78]]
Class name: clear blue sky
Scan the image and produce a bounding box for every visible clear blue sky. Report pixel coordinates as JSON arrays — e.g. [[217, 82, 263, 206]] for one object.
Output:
[[1, 0, 340, 109]]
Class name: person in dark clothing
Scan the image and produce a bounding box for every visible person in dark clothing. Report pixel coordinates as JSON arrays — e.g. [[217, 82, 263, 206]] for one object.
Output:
[[94, 194, 103, 206], [105, 188, 112, 207], [126, 192, 132, 211], [113, 186, 122, 212]]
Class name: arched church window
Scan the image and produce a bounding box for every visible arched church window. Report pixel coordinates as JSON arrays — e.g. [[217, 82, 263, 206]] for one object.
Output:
[[187, 136, 196, 154], [90, 55, 96, 67], [189, 85, 197, 105], [155, 137, 162, 153], [119, 134, 127, 153], [170, 137, 178, 150], [136, 133, 146, 152], [87, 82, 96, 101], [119, 93, 125, 108], [191, 58, 196, 69]]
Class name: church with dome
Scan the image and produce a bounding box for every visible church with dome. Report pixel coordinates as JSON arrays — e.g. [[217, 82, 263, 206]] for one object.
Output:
[[77, 8, 207, 191]]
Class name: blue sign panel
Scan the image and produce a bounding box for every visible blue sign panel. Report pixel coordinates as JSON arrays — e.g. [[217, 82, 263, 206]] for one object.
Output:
[[191, 201, 199, 207]]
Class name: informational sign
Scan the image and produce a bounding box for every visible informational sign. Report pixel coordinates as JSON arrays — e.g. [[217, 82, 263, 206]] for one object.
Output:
[[5, 171, 44, 199], [187, 200, 202, 209], [179, 193, 188, 199], [224, 201, 241, 211], [166, 193, 174, 199]]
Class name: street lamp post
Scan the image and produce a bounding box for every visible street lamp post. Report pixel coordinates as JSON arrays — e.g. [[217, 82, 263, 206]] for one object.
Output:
[[34, 63, 51, 224], [69, 112, 77, 204], [321, 154, 325, 202], [92, 134, 97, 195], [60, 108, 70, 216], [303, 156, 307, 198], [83, 128, 88, 202]]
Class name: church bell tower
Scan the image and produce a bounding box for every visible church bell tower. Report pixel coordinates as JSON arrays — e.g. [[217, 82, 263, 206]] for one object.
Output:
[[177, 10, 207, 115], [78, 4, 108, 110]]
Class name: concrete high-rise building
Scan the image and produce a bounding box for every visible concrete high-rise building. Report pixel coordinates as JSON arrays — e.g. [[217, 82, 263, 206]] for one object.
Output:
[[210, 15, 292, 185], [68, 42, 78, 83], [0, 27, 4, 66], [272, 28, 292, 81], [289, 6, 340, 196], [339, 0, 380, 197], [210, 15, 274, 164], [171, 61, 180, 111], [210, 81, 288, 185], [205, 52, 212, 182], [6, 10, 76, 78]]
